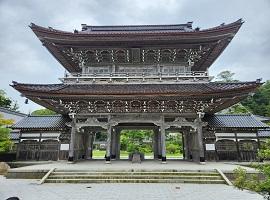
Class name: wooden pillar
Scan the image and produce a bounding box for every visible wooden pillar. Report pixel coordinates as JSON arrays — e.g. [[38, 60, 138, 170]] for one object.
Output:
[[157, 129, 162, 159], [256, 131, 263, 162], [184, 129, 191, 160], [105, 124, 112, 163], [111, 127, 116, 159], [256, 131, 261, 149], [153, 127, 159, 159], [68, 119, 76, 162], [234, 132, 241, 162], [115, 128, 121, 160], [182, 131, 185, 159], [160, 125, 166, 163], [197, 123, 205, 163]]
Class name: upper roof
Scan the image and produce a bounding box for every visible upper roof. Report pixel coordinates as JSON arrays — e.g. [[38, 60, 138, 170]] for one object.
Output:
[[80, 23, 194, 33], [205, 114, 269, 129], [30, 19, 243, 72], [11, 115, 70, 130]]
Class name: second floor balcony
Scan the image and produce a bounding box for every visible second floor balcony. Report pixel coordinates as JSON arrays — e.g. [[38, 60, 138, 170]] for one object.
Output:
[[61, 71, 210, 84]]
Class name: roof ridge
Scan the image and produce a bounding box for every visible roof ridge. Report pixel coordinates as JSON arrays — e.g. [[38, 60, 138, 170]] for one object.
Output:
[[0, 106, 27, 116]]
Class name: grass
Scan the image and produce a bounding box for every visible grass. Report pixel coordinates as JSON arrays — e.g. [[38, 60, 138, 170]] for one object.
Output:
[[92, 150, 183, 158]]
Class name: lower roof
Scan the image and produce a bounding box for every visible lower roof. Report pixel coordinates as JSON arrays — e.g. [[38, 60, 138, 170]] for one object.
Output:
[[12, 81, 260, 96], [11, 114, 269, 131], [11, 115, 70, 131], [205, 114, 269, 129]]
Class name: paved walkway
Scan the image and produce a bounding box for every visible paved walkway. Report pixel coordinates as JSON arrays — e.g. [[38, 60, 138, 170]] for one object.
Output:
[[9, 160, 257, 173], [0, 176, 264, 200]]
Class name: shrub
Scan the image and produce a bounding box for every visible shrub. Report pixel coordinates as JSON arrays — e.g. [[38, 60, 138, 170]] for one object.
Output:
[[166, 144, 178, 154], [233, 167, 248, 190]]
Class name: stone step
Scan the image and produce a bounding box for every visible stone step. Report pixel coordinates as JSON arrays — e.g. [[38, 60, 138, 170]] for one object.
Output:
[[45, 178, 226, 184], [48, 174, 223, 180], [52, 171, 220, 176]]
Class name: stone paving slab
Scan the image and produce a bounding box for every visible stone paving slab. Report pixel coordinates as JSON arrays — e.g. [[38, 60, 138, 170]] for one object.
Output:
[[8, 160, 257, 173], [0, 176, 264, 200]]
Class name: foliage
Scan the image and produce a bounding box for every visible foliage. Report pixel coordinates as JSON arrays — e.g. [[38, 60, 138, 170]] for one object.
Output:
[[0, 89, 19, 111], [242, 81, 270, 117], [216, 70, 238, 82], [234, 148, 270, 199], [225, 103, 250, 114], [258, 165, 270, 198], [166, 133, 183, 153], [120, 130, 153, 153], [258, 139, 270, 160], [0, 114, 14, 153], [166, 143, 178, 154], [31, 108, 56, 115], [233, 167, 248, 190]]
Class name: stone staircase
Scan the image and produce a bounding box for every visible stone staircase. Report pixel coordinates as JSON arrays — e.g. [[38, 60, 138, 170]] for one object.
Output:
[[44, 170, 226, 184]]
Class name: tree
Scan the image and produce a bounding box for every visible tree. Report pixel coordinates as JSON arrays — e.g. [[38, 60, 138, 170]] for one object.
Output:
[[216, 70, 238, 82], [0, 89, 19, 111], [31, 108, 56, 115], [0, 114, 14, 153], [242, 81, 270, 117], [120, 130, 153, 153]]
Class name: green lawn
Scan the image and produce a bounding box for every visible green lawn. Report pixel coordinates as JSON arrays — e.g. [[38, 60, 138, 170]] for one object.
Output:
[[92, 150, 182, 158]]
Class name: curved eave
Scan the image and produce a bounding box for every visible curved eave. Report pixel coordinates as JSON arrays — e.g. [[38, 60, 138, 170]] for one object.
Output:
[[11, 81, 261, 98], [30, 19, 243, 40]]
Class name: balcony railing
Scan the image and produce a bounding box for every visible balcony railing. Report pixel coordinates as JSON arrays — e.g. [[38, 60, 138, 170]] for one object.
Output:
[[61, 71, 209, 83]]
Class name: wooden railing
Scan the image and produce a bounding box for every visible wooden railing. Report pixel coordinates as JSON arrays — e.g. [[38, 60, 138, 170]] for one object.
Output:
[[61, 71, 209, 83]]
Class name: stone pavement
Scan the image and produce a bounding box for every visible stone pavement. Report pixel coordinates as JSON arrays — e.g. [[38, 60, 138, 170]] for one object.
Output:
[[8, 160, 257, 173], [0, 176, 264, 200]]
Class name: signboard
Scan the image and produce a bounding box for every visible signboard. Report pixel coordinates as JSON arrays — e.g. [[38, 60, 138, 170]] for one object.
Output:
[[60, 144, 69, 151], [205, 143, 215, 151]]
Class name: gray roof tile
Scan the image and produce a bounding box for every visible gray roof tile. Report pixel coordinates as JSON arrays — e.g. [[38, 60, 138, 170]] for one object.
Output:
[[11, 115, 70, 130], [205, 114, 269, 129]]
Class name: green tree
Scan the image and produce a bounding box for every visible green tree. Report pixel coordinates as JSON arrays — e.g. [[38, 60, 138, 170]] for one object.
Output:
[[0, 114, 14, 153], [216, 70, 238, 82], [223, 103, 250, 114], [242, 81, 270, 117], [31, 108, 56, 115], [258, 139, 270, 160], [120, 130, 153, 153], [0, 89, 19, 111]]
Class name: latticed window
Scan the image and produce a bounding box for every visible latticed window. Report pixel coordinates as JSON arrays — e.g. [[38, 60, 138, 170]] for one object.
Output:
[[239, 140, 258, 151], [100, 50, 112, 63], [112, 100, 125, 112], [94, 100, 107, 112], [161, 49, 172, 63], [216, 140, 237, 151], [115, 50, 126, 63], [130, 100, 142, 112], [147, 100, 160, 112], [40, 140, 59, 150], [144, 50, 156, 63]]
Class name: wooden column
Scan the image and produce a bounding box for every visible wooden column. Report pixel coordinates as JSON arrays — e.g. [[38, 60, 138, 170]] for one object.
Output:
[[182, 131, 186, 160], [153, 127, 159, 159], [197, 123, 205, 163], [160, 125, 166, 163], [234, 132, 241, 162], [111, 128, 116, 159], [115, 128, 121, 160], [105, 124, 112, 163], [68, 119, 76, 162]]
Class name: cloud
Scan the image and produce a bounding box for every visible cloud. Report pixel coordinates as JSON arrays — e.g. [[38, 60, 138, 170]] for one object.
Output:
[[0, 0, 269, 113]]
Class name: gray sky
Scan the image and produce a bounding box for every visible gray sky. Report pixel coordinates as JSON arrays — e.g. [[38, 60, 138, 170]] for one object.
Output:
[[0, 0, 269, 114]]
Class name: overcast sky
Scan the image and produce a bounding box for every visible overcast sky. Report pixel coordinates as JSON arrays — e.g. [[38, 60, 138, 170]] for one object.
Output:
[[0, 0, 269, 114]]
